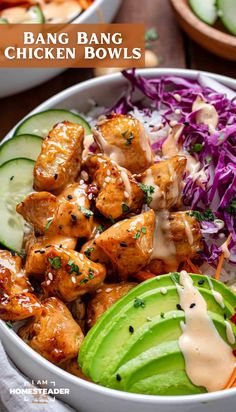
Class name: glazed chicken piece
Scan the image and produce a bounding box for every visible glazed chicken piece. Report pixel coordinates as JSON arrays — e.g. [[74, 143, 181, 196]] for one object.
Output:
[[0, 251, 41, 321], [96, 210, 155, 281], [34, 121, 84, 193], [80, 238, 110, 265], [138, 155, 187, 210], [87, 282, 137, 328], [18, 297, 84, 364], [86, 155, 143, 220], [17, 183, 94, 239], [146, 211, 202, 274], [16, 192, 57, 234], [55, 183, 94, 238], [25, 234, 77, 277], [93, 114, 154, 174], [42, 246, 106, 302]]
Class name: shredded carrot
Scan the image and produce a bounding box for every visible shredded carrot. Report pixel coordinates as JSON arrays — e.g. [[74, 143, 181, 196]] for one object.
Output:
[[214, 234, 232, 281], [224, 368, 236, 389], [186, 259, 201, 274], [133, 271, 156, 282]]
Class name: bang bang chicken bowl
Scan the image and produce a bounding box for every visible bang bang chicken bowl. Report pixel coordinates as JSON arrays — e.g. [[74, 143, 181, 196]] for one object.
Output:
[[0, 69, 236, 412]]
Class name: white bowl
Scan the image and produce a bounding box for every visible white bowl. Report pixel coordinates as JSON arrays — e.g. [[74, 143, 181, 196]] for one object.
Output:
[[0, 68, 236, 412], [0, 0, 122, 98]]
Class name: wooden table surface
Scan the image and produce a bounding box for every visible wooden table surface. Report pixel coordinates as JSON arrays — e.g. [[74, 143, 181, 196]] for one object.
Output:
[[1, 0, 236, 138]]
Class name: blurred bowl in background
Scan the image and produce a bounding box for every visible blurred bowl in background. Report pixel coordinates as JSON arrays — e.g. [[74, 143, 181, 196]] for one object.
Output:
[[170, 0, 236, 61], [0, 0, 122, 98]]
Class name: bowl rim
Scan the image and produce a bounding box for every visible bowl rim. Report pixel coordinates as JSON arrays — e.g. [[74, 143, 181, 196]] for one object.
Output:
[[170, 0, 236, 46], [0, 68, 236, 405], [72, 0, 112, 24]]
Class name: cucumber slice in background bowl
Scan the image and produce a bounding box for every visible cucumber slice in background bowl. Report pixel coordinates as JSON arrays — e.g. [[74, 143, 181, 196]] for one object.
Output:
[[217, 0, 236, 35], [14, 109, 91, 137], [0, 5, 45, 24], [189, 0, 217, 25], [0, 158, 34, 252], [0, 135, 42, 166]]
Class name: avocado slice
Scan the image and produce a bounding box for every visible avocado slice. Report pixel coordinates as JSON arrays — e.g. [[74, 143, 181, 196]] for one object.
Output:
[[110, 341, 206, 394], [79, 273, 235, 365], [79, 273, 236, 395]]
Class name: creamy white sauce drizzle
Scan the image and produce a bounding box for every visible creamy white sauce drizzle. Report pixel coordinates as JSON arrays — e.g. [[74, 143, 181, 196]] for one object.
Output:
[[207, 277, 225, 309], [162, 125, 207, 184], [177, 270, 235, 392], [151, 211, 177, 270], [182, 215, 194, 246], [143, 169, 165, 210], [93, 127, 125, 165], [224, 321, 236, 345], [192, 96, 219, 134], [118, 166, 132, 201], [139, 123, 153, 163]]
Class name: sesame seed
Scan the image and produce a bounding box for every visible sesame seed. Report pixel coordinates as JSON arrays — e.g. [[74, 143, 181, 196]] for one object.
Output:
[[116, 374, 121, 382], [175, 109, 181, 115], [176, 304, 183, 311], [22, 289, 28, 293], [190, 303, 196, 309], [105, 288, 113, 293], [104, 176, 111, 183], [96, 289, 102, 293], [107, 170, 111, 176], [173, 93, 181, 102], [46, 280, 51, 286], [81, 170, 89, 181], [170, 120, 178, 127], [71, 276, 76, 284], [124, 191, 129, 198], [129, 325, 134, 334], [48, 272, 53, 281], [88, 193, 93, 200], [79, 179, 85, 185]]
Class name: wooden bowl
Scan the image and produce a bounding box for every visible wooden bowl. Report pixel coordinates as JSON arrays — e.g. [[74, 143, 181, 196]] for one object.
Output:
[[170, 0, 236, 61]]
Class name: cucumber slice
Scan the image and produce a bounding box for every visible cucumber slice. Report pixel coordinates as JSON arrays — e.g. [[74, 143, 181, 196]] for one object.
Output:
[[217, 0, 236, 35], [0, 135, 42, 166], [0, 5, 45, 24], [14, 109, 91, 137], [0, 158, 34, 252], [0, 18, 8, 24], [189, 0, 217, 25]]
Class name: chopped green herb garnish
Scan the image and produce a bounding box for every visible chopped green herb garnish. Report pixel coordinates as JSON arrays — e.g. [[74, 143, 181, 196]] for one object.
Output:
[[80, 278, 89, 284], [218, 132, 225, 141], [88, 268, 94, 279], [49, 256, 62, 269], [191, 143, 203, 153], [84, 247, 94, 258], [133, 230, 141, 239], [67, 260, 81, 275], [45, 219, 53, 231], [226, 198, 236, 215], [145, 28, 159, 49], [6, 321, 13, 328], [138, 183, 155, 205], [79, 206, 93, 218], [170, 272, 180, 284], [121, 129, 129, 137], [97, 224, 105, 234], [122, 203, 130, 213], [109, 215, 115, 224], [189, 209, 215, 222], [205, 156, 212, 164], [141, 227, 147, 234], [121, 129, 134, 146], [134, 297, 145, 308]]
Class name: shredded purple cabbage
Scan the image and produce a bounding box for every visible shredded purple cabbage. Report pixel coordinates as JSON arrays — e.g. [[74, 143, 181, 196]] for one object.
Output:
[[110, 69, 236, 265]]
